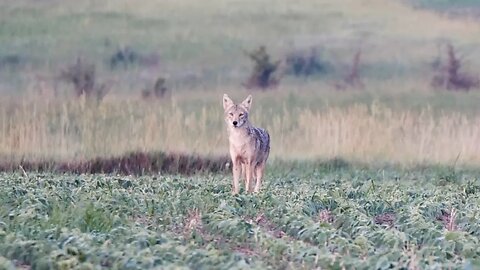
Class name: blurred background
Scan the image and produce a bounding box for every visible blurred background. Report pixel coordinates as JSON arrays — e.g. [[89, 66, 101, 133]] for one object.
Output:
[[0, 0, 479, 166]]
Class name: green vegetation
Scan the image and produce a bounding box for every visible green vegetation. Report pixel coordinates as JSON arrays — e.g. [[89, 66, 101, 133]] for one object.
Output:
[[1, 167, 480, 269], [1, 0, 480, 268]]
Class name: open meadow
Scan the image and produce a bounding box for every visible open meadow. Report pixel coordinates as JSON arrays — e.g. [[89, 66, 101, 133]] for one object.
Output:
[[1, 0, 480, 269]]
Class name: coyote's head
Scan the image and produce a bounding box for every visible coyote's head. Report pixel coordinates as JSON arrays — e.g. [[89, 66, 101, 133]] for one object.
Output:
[[222, 94, 252, 128]]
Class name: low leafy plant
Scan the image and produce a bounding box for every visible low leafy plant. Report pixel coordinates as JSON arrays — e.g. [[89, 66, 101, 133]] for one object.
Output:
[[0, 167, 479, 269]]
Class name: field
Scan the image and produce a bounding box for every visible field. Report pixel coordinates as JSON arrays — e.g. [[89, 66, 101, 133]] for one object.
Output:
[[1, 0, 480, 166], [1, 166, 480, 269], [1, 0, 480, 269]]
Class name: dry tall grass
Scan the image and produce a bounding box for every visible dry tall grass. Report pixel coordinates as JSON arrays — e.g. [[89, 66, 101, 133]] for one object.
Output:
[[1, 96, 479, 167]]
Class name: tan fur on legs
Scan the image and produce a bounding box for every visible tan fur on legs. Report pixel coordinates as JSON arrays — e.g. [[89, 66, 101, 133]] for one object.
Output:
[[245, 161, 253, 193], [232, 159, 241, 195], [254, 163, 265, 193], [241, 163, 246, 190]]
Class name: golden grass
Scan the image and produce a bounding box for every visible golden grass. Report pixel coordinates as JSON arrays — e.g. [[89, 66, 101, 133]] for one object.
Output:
[[1, 0, 479, 170], [1, 95, 479, 167]]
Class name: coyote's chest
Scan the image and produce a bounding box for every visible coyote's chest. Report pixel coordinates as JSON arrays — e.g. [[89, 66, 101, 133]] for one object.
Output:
[[228, 128, 254, 158]]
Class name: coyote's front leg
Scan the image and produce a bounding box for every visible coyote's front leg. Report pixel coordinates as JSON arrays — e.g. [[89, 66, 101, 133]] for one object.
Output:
[[254, 163, 265, 193], [231, 159, 241, 195], [245, 160, 254, 193]]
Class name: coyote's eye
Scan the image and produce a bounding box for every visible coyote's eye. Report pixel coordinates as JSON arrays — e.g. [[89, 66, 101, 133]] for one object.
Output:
[[239, 113, 244, 117], [229, 113, 233, 116]]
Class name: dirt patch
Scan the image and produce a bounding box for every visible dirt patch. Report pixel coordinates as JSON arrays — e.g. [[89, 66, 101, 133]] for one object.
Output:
[[317, 209, 334, 224], [374, 212, 396, 228], [250, 213, 286, 239], [14, 261, 31, 270]]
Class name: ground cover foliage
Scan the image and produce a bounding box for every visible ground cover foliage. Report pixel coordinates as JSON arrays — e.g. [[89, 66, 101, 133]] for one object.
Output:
[[1, 1, 480, 269], [1, 166, 480, 269]]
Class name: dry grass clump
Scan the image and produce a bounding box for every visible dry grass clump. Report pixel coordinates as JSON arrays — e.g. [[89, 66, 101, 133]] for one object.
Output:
[[183, 208, 203, 235], [436, 208, 458, 231]]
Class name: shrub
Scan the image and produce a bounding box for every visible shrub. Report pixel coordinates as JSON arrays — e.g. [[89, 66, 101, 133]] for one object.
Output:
[[431, 44, 479, 91], [334, 49, 364, 90], [242, 46, 282, 90], [109, 46, 138, 69], [285, 47, 330, 77], [59, 58, 111, 103], [109, 46, 160, 69], [0, 54, 23, 70], [141, 77, 168, 99]]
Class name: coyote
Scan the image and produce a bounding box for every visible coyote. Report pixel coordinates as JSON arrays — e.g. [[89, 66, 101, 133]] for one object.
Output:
[[222, 94, 270, 194]]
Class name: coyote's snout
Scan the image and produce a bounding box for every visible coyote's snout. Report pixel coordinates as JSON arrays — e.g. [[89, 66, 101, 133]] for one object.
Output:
[[223, 94, 270, 194]]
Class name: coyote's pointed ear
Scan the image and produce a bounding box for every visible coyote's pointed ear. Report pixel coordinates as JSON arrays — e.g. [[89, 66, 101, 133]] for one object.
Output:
[[241, 94, 252, 111], [223, 94, 234, 110]]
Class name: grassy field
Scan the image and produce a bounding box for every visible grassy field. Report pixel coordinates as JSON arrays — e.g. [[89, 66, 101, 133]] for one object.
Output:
[[1, 0, 480, 93], [1, 0, 480, 167], [1, 0, 480, 269], [1, 167, 480, 269]]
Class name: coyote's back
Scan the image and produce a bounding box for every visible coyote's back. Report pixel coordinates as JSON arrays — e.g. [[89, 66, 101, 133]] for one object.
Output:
[[222, 94, 270, 194]]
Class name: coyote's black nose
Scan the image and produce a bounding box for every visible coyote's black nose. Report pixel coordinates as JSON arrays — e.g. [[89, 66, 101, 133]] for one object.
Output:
[[232, 121, 238, 126]]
